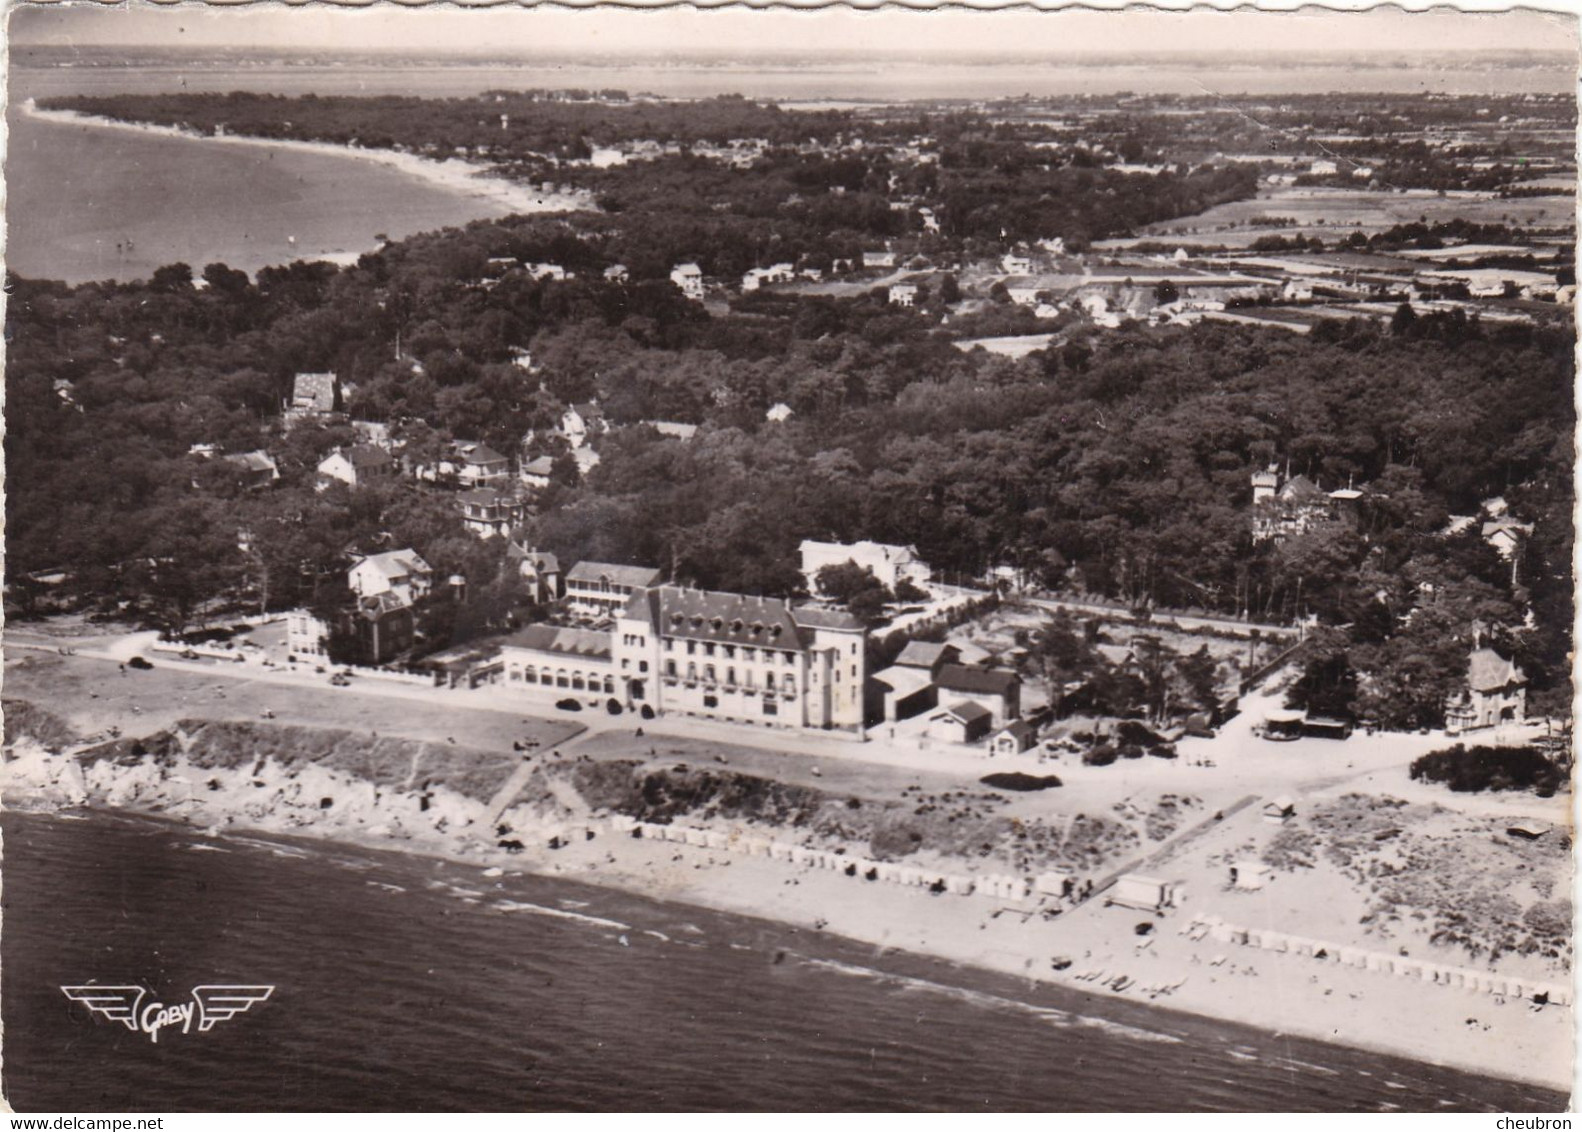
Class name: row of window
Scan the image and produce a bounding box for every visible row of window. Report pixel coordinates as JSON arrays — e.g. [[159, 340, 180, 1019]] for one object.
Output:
[[664, 662, 796, 693], [508, 666, 617, 695], [698, 694, 781, 716], [666, 638, 797, 664]]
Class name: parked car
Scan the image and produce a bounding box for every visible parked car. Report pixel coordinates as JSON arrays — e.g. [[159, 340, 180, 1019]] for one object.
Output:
[[127, 656, 154, 670], [555, 698, 583, 712], [329, 674, 351, 687]]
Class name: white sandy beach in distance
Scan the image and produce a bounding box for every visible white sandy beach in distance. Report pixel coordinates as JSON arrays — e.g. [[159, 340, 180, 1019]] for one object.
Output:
[[21, 99, 591, 222]]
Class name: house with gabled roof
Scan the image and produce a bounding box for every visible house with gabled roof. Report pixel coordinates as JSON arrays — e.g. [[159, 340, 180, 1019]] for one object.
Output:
[[285, 372, 337, 423], [507, 543, 561, 604], [1445, 647, 1528, 734], [222, 450, 280, 491], [349, 549, 433, 607], [989, 719, 1039, 757], [928, 701, 994, 744], [317, 445, 395, 491], [670, 262, 705, 300], [564, 561, 662, 618], [458, 487, 525, 539], [936, 664, 1021, 726], [454, 442, 510, 487]]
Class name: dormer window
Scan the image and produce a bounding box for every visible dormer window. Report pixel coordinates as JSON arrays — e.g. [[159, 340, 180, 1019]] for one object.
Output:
[[769, 625, 782, 638], [731, 619, 744, 632], [711, 618, 723, 631]]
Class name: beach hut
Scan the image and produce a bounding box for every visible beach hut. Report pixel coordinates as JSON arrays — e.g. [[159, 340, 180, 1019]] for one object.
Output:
[[1230, 860, 1273, 890], [1262, 796, 1297, 824], [1107, 874, 1179, 913]]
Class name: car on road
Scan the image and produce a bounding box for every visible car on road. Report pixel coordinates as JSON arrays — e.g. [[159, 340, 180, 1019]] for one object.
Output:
[[127, 656, 154, 670], [555, 698, 583, 711], [329, 673, 352, 687]]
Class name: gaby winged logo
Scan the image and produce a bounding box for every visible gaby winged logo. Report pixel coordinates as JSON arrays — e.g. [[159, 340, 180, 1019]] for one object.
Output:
[[62, 984, 274, 1042]]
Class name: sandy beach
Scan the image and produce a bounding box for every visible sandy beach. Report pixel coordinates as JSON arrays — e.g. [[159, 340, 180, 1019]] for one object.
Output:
[[3, 626, 1573, 1096], [20, 99, 592, 224]]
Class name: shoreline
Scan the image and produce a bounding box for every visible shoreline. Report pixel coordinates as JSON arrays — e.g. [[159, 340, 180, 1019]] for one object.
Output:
[[21, 99, 593, 228], [3, 741, 1570, 1098]]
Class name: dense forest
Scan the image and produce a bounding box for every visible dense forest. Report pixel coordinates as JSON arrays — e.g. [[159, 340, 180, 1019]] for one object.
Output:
[[6, 196, 1573, 728]]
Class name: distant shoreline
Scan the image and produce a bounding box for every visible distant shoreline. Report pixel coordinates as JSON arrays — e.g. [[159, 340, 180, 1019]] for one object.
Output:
[[22, 98, 593, 225]]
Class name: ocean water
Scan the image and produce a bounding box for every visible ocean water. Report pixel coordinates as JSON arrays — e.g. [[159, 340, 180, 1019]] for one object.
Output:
[[3, 108, 517, 285], [1, 809, 1564, 1112], [7, 56, 1573, 286]]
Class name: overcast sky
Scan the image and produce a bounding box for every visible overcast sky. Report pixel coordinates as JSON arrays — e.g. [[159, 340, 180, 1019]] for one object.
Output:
[[11, 2, 1578, 57]]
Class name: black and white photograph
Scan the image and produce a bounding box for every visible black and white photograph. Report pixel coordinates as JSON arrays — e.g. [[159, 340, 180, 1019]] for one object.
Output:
[[1, 0, 1576, 1113]]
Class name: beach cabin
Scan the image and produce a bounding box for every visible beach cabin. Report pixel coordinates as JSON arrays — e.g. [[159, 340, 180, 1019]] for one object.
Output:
[[988, 720, 1038, 757], [1229, 860, 1274, 890], [1262, 796, 1297, 824], [1106, 874, 1180, 914]]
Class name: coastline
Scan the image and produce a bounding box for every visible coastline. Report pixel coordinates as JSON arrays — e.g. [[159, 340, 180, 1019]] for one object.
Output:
[[4, 733, 1570, 1098], [20, 99, 593, 225]]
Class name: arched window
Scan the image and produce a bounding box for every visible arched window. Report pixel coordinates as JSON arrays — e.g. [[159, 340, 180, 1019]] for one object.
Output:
[[704, 664, 716, 683], [571, 674, 586, 691], [556, 669, 569, 688], [784, 674, 796, 695], [603, 676, 615, 694], [665, 659, 677, 677], [687, 662, 698, 682], [727, 667, 737, 686], [766, 672, 776, 691]]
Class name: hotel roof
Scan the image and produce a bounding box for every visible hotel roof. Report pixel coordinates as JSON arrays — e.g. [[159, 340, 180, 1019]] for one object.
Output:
[[567, 561, 663, 589]]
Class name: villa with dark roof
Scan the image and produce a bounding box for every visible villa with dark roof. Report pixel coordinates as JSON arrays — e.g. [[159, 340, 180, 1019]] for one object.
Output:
[[564, 561, 663, 618]]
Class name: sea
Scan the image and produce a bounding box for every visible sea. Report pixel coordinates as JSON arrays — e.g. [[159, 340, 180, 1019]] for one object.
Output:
[[1, 809, 1566, 1112], [6, 54, 1574, 285]]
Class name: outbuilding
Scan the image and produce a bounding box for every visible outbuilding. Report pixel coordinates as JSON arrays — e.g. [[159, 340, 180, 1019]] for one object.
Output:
[[988, 720, 1038, 757], [1106, 874, 1181, 913], [927, 701, 994, 745]]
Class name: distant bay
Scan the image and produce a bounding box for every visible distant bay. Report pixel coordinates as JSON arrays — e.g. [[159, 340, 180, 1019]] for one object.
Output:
[[5, 104, 529, 286], [7, 55, 1571, 286]]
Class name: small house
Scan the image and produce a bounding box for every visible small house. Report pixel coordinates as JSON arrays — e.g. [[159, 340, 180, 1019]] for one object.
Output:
[[988, 720, 1038, 757], [316, 445, 394, 491], [927, 701, 994, 745], [888, 283, 918, 307], [670, 262, 705, 300], [222, 450, 280, 491], [454, 442, 510, 487], [520, 455, 556, 490]]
